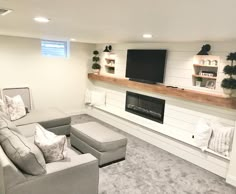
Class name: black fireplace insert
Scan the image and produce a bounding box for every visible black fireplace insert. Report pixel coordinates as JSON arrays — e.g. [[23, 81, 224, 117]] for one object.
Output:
[[125, 91, 165, 124]]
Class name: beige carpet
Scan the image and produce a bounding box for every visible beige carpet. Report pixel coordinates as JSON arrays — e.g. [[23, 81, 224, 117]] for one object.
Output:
[[71, 114, 236, 194]]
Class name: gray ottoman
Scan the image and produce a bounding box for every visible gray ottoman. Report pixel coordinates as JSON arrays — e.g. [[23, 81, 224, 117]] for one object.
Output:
[[70, 122, 127, 166]]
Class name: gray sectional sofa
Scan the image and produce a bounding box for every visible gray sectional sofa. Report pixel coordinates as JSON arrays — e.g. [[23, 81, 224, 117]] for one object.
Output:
[[13, 108, 71, 136], [0, 110, 99, 194], [1, 87, 71, 136]]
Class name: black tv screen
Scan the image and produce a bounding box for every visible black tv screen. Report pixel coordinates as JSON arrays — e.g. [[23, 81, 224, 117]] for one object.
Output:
[[125, 49, 167, 84]]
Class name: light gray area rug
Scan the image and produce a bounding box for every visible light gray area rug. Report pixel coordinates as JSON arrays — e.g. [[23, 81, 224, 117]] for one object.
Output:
[[71, 114, 236, 194]]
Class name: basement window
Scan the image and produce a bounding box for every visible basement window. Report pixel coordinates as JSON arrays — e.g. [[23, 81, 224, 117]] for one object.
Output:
[[41, 40, 69, 58]]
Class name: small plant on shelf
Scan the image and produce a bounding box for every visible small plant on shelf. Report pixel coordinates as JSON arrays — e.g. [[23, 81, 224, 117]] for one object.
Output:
[[92, 50, 101, 73], [195, 77, 203, 87], [221, 52, 236, 95]]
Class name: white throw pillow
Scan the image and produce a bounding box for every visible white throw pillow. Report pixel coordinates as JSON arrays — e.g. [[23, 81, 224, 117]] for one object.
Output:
[[91, 91, 106, 106], [208, 121, 234, 157], [85, 89, 106, 106], [194, 118, 212, 151], [5, 95, 26, 121], [34, 125, 67, 163]]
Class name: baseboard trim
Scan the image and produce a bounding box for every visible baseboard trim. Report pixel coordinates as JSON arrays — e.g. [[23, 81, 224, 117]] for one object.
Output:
[[66, 109, 87, 116], [226, 175, 236, 187]]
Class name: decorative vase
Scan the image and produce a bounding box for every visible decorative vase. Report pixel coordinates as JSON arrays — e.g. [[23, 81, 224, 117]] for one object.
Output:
[[232, 75, 236, 79], [92, 69, 100, 74], [232, 89, 236, 97], [196, 81, 201, 87], [223, 88, 233, 96]]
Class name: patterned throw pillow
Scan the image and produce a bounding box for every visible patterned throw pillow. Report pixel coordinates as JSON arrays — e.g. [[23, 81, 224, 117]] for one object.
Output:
[[34, 125, 67, 163], [208, 121, 234, 157], [5, 95, 26, 121]]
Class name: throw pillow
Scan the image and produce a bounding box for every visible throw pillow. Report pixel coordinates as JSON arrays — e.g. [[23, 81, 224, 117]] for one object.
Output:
[[85, 89, 106, 106], [5, 95, 26, 121], [0, 127, 46, 175], [194, 118, 212, 151], [34, 125, 67, 163], [208, 121, 234, 157]]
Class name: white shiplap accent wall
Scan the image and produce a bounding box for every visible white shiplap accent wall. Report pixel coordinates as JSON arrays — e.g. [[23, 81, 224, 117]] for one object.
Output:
[[90, 83, 236, 144], [87, 41, 236, 181], [98, 41, 236, 95]]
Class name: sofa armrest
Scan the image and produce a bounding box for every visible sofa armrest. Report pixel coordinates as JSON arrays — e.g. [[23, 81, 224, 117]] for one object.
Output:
[[7, 153, 99, 194], [46, 153, 97, 174], [0, 146, 26, 192], [0, 159, 5, 194]]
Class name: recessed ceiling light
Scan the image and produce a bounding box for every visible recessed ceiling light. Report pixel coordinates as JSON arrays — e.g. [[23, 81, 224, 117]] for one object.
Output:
[[143, 34, 152, 39], [34, 17, 50, 23], [0, 9, 12, 16], [70, 38, 76, 42]]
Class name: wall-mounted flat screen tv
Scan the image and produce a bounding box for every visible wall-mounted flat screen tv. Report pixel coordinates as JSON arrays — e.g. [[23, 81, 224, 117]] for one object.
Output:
[[125, 49, 167, 84]]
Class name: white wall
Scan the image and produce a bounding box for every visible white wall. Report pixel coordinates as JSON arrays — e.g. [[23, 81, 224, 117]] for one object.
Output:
[[0, 35, 95, 114]]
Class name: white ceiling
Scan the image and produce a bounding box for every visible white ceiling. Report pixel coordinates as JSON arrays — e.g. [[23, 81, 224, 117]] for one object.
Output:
[[0, 0, 236, 43]]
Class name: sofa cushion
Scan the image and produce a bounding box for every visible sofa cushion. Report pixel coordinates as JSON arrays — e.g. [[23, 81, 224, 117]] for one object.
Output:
[[16, 123, 43, 145], [13, 108, 71, 129], [5, 95, 26, 121], [71, 122, 127, 152], [0, 112, 21, 134], [34, 125, 67, 163], [0, 127, 46, 175], [0, 99, 8, 115]]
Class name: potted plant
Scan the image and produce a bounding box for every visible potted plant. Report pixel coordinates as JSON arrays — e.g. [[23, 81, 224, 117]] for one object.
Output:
[[221, 52, 236, 95], [92, 50, 101, 74], [221, 78, 236, 95], [195, 77, 202, 87], [226, 52, 236, 65]]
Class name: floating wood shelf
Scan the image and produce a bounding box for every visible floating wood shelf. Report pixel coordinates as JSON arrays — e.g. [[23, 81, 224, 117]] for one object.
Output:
[[193, 64, 218, 68], [88, 73, 236, 110], [192, 74, 217, 80]]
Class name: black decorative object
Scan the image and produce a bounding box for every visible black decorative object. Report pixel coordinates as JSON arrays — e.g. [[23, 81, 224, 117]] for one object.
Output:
[[197, 44, 211, 55], [226, 52, 236, 65], [221, 78, 236, 89], [103, 45, 112, 52]]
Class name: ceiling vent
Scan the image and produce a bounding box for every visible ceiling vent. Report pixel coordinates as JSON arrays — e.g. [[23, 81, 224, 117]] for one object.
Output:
[[0, 9, 12, 16]]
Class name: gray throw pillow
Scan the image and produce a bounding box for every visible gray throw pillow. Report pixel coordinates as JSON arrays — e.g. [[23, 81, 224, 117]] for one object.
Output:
[[0, 127, 46, 175]]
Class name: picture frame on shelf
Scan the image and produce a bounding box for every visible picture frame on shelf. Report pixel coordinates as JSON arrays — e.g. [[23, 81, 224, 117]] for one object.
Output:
[[211, 60, 218, 66], [206, 80, 216, 89]]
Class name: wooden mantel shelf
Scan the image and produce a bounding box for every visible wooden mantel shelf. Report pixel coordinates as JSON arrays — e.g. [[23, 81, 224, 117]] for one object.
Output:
[[88, 73, 236, 110]]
